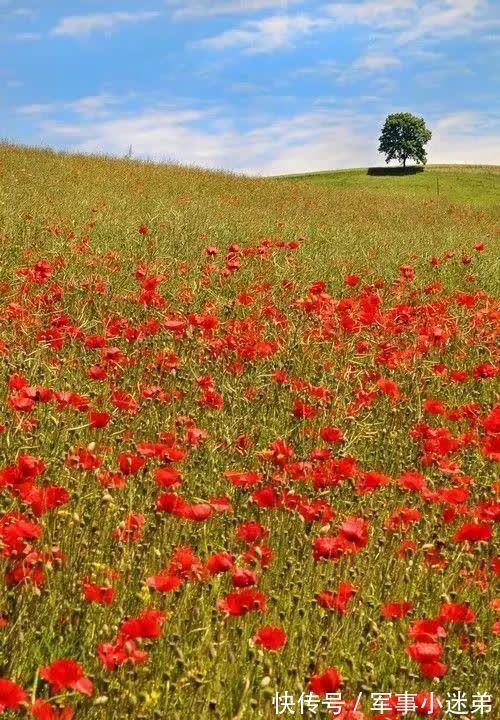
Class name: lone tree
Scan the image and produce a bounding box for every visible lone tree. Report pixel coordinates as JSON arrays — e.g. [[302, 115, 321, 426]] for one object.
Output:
[[378, 112, 432, 168]]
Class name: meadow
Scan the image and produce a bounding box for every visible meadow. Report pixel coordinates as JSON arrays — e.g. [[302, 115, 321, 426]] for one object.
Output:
[[0, 144, 498, 720], [278, 166, 500, 218]]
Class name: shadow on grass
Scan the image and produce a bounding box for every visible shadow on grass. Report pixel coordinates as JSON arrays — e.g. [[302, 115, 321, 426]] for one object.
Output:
[[367, 166, 425, 176]]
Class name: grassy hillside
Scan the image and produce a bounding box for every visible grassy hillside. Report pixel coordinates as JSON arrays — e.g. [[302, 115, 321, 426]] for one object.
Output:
[[0, 144, 498, 720], [278, 165, 500, 217]]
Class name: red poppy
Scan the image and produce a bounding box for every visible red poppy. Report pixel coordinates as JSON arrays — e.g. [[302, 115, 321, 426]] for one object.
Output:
[[235, 522, 269, 544], [82, 580, 116, 605], [356, 471, 391, 494], [398, 470, 427, 493], [119, 609, 166, 640], [243, 544, 274, 568], [419, 661, 448, 678], [254, 626, 287, 651], [439, 603, 475, 624], [406, 642, 443, 663], [454, 523, 492, 543], [224, 470, 262, 488], [20, 486, 70, 517], [320, 426, 344, 444], [199, 389, 223, 409], [88, 410, 111, 428], [118, 453, 146, 476], [156, 492, 187, 515], [40, 659, 93, 696], [316, 582, 357, 613], [206, 552, 234, 575], [31, 700, 74, 720], [0, 678, 27, 712], [377, 378, 400, 402], [231, 567, 257, 588], [181, 503, 213, 521], [424, 399, 446, 415], [265, 439, 294, 468], [112, 513, 145, 542], [313, 535, 347, 561], [146, 573, 183, 592], [155, 466, 182, 487], [251, 486, 280, 508], [384, 506, 422, 531], [381, 601, 413, 619], [97, 639, 148, 671], [110, 390, 139, 414], [208, 496, 233, 513], [339, 516, 368, 548], [408, 619, 447, 642], [217, 588, 267, 616], [308, 667, 342, 695]]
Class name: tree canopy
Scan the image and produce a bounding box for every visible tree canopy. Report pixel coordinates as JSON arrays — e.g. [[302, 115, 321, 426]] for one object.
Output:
[[378, 113, 432, 167]]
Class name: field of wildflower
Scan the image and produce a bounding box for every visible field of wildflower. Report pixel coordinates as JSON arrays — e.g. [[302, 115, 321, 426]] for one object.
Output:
[[0, 144, 498, 720]]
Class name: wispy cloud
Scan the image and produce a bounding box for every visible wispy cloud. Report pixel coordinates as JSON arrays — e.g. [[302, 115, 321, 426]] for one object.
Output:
[[42, 108, 229, 165], [34, 103, 500, 174], [50, 11, 161, 37], [433, 110, 483, 132], [325, 0, 415, 27], [353, 52, 401, 71], [17, 94, 128, 119], [168, 0, 301, 19], [195, 0, 492, 54], [397, 0, 488, 42], [196, 13, 330, 52], [430, 110, 500, 164], [40, 107, 374, 172], [324, 0, 491, 42], [292, 51, 400, 85]]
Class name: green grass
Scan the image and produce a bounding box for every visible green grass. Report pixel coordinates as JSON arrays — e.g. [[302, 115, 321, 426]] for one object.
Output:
[[278, 165, 500, 217]]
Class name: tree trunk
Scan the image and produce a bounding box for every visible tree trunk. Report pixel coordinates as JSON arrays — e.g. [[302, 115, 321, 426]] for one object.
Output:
[[403, 157, 406, 168]]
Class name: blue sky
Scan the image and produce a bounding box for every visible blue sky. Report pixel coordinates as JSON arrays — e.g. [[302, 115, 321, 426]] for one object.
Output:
[[1, 0, 499, 174]]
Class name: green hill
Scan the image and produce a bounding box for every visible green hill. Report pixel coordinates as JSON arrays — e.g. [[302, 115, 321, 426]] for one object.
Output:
[[277, 165, 500, 217]]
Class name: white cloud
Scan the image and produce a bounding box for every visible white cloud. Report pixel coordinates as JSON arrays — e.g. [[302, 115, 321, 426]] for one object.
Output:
[[323, 0, 491, 42], [42, 109, 231, 165], [397, 0, 487, 42], [191, 0, 495, 56], [196, 13, 330, 52], [353, 52, 401, 71], [433, 111, 480, 132], [430, 111, 500, 164], [408, 49, 443, 60], [194, 0, 492, 55], [293, 52, 400, 85], [38, 104, 500, 174], [168, 0, 301, 19], [50, 11, 161, 37], [69, 94, 123, 117], [325, 0, 415, 26], [17, 94, 127, 119]]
